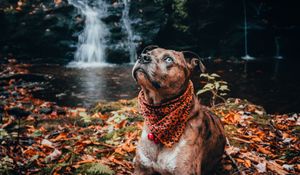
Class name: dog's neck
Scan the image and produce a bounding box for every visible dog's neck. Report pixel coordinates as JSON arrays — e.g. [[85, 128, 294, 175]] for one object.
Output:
[[138, 81, 195, 147], [140, 81, 190, 105], [140, 87, 163, 105]]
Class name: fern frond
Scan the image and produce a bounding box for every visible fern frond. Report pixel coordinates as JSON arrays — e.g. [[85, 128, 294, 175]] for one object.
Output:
[[80, 162, 115, 175]]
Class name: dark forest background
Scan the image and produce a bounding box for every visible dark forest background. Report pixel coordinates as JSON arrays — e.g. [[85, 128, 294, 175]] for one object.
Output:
[[0, 0, 299, 63]]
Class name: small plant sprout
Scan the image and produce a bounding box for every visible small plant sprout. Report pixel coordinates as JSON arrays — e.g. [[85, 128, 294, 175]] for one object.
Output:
[[197, 73, 230, 106]]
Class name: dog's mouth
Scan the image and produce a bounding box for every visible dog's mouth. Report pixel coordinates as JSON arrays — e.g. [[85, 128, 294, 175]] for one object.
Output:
[[132, 67, 161, 89], [132, 67, 146, 82]]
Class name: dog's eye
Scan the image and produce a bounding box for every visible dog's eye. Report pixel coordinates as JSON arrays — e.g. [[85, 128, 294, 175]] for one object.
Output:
[[164, 57, 173, 63]]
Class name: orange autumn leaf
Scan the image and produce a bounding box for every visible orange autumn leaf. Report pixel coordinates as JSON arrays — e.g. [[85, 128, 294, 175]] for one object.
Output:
[[224, 112, 240, 124], [136, 121, 144, 129], [51, 132, 68, 142], [251, 136, 263, 142], [76, 159, 96, 165], [23, 148, 47, 159], [58, 153, 71, 163], [115, 120, 127, 129], [244, 159, 251, 168], [257, 145, 273, 155], [53, 172, 60, 175], [115, 147, 126, 155], [236, 158, 244, 163], [255, 130, 266, 138]]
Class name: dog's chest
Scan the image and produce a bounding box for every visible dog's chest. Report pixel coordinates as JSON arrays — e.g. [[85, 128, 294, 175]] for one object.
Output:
[[137, 127, 190, 174]]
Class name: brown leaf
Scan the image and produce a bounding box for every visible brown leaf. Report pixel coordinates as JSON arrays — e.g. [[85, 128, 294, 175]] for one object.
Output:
[[223, 164, 233, 171]]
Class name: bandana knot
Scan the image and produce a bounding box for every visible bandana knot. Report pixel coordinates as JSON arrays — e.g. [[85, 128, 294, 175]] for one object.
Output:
[[138, 81, 194, 147]]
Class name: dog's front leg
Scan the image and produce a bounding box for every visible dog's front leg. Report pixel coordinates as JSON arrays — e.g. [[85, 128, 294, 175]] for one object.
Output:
[[134, 167, 155, 175], [133, 154, 155, 175], [172, 150, 203, 175]]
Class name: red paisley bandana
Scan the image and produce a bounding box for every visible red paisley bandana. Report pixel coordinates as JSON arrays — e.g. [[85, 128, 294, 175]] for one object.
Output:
[[138, 81, 194, 147]]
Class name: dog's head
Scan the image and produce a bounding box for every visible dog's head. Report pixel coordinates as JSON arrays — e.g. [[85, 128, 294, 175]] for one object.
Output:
[[132, 46, 205, 103]]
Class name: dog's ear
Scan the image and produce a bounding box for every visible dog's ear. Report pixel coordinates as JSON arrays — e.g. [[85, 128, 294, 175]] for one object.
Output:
[[141, 45, 159, 54], [182, 51, 206, 72]]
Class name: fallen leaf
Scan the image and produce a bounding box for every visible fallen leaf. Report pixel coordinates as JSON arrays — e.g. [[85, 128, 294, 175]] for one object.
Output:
[[255, 161, 266, 173], [45, 149, 61, 162], [41, 139, 54, 148], [244, 159, 251, 168]]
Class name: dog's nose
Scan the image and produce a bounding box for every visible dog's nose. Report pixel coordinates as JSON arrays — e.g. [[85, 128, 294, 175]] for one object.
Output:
[[138, 54, 152, 64]]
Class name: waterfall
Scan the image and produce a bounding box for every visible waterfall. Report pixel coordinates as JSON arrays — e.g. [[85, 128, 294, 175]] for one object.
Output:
[[274, 37, 283, 59], [241, 0, 254, 61], [68, 0, 109, 67], [121, 0, 138, 63]]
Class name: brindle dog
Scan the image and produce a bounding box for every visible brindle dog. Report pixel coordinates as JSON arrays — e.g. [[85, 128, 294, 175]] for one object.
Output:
[[132, 46, 226, 175]]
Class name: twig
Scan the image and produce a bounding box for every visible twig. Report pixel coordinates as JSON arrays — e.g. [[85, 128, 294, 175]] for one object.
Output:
[[94, 142, 116, 149], [225, 137, 246, 175], [95, 148, 114, 154], [269, 120, 283, 138], [231, 136, 252, 144]]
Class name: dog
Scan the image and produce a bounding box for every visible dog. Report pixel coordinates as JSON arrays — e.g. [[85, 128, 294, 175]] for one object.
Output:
[[132, 46, 226, 175]]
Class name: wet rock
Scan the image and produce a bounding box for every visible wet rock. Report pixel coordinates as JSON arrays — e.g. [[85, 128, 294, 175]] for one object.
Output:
[[7, 107, 31, 118], [0, 91, 10, 98], [11, 91, 19, 97], [56, 107, 66, 115], [39, 107, 53, 114], [0, 105, 4, 113], [0, 57, 8, 64], [0, 86, 5, 92], [21, 102, 34, 111], [0, 80, 8, 87]]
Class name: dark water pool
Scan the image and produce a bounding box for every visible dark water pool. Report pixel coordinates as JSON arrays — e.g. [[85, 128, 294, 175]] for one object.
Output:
[[29, 64, 139, 107], [28, 59, 300, 114]]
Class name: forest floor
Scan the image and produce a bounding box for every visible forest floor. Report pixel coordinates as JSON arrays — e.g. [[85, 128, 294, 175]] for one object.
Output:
[[0, 61, 299, 175]]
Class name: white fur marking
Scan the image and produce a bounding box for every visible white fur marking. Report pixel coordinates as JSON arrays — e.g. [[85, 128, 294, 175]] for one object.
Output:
[[138, 129, 154, 168], [157, 139, 187, 173], [138, 148, 152, 167]]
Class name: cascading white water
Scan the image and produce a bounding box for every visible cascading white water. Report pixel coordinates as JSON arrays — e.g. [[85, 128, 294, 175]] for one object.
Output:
[[68, 0, 109, 67], [241, 0, 254, 61], [121, 0, 138, 63], [274, 37, 283, 59]]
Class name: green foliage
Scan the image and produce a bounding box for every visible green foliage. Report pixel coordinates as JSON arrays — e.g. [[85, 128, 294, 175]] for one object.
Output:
[[197, 73, 230, 106], [154, 0, 190, 32], [79, 111, 92, 123], [0, 156, 14, 174], [172, 0, 189, 32], [101, 125, 137, 144], [0, 129, 9, 140], [78, 162, 115, 175], [109, 112, 128, 124]]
